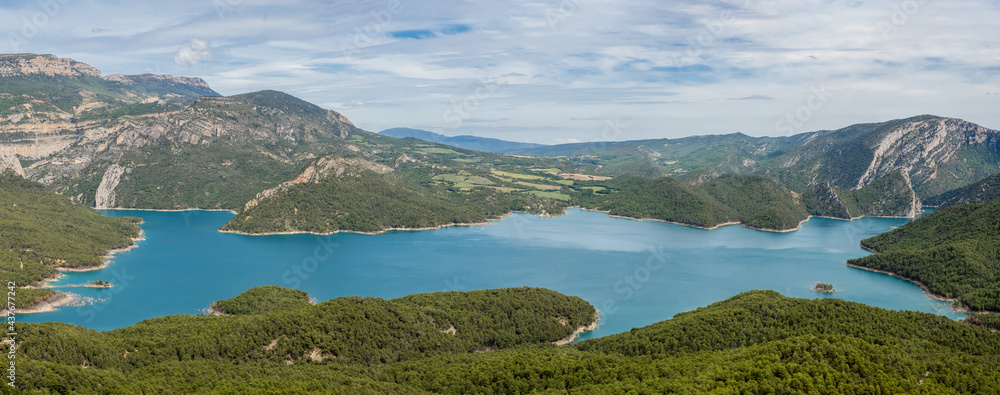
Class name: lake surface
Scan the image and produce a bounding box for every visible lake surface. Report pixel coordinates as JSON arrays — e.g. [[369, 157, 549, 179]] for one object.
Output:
[[26, 208, 962, 339]]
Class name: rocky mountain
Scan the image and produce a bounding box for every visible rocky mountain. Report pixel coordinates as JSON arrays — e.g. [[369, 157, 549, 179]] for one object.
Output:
[[516, 115, 999, 207], [380, 127, 546, 154], [761, 116, 999, 204], [1, 54, 219, 161], [26, 90, 361, 210]]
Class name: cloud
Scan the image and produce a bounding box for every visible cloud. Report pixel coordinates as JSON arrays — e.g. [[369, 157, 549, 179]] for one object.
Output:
[[729, 95, 775, 101], [5, 0, 997, 140], [174, 39, 212, 68]]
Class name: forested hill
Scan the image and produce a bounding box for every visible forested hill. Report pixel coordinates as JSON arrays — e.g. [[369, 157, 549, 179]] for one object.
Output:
[[942, 173, 1000, 207], [12, 288, 1000, 393], [848, 199, 1000, 312], [577, 172, 918, 231], [0, 172, 140, 310]]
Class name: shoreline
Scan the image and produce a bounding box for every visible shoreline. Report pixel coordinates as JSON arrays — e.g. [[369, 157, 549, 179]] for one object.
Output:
[[2, 291, 78, 315], [553, 311, 600, 346], [100, 207, 238, 214], [218, 220, 498, 237], [577, 207, 812, 233], [53, 228, 145, 273], [843, 262, 988, 314]]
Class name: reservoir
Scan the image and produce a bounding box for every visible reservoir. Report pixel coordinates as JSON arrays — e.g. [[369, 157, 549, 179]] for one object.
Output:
[[25, 208, 960, 340]]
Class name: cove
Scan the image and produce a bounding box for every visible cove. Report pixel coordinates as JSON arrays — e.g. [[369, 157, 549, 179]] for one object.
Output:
[[25, 208, 962, 340]]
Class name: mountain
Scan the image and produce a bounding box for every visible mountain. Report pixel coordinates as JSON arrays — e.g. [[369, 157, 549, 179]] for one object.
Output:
[[515, 115, 1000, 205], [379, 127, 546, 154], [941, 173, 1000, 206], [1, 54, 220, 161], [848, 199, 1000, 312], [13, 288, 1000, 392], [25, 90, 361, 210]]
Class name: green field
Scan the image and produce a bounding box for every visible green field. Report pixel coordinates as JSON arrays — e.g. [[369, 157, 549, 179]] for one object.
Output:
[[523, 190, 571, 201], [433, 173, 494, 186], [516, 181, 562, 191], [492, 170, 547, 180], [417, 147, 463, 155]]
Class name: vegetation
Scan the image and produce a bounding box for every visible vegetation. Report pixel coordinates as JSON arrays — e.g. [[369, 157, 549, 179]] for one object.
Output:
[[221, 163, 569, 234], [849, 200, 1000, 311], [212, 286, 312, 315], [813, 282, 835, 292], [0, 172, 140, 280], [942, 172, 1000, 207], [835, 170, 917, 217], [578, 174, 811, 230], [10, 289, 1000, 393], [703, 174, 810, 230], [0, 172, 139, 311], [87, 280, 110, 288]]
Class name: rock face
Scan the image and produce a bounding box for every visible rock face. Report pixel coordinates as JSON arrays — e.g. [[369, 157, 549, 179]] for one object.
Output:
[[103, 73, 218, 97], [0, 54, 101, 78], [95, 164, 126, 209], [853, 118, 998, 198], [767, 116, 1000, 203], [0, 54, 220, 162], [25, 89, 359, 210], [0, 150, 24, 176]]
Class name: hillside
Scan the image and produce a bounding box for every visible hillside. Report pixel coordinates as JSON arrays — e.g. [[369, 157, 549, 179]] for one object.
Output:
[[0, 54, 218, 160], [26, 90, 362, 210], [380, 127, 545, 154], [0, 172, 140, 310], [219, 146, 578, 234], [941, 173, 1000, 206], [11, 288, 1000, 393], [848, 200, 1000, 311], [577, 172, 916, 231], [515, 115, 1000, 204]]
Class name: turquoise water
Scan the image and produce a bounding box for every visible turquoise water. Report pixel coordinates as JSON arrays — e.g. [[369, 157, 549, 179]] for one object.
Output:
[[25, 208, 962, 339]]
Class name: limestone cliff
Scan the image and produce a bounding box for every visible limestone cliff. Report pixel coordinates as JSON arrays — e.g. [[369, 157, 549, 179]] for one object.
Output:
[[0, 53, 101, 78], [0, 150, 24, 176]]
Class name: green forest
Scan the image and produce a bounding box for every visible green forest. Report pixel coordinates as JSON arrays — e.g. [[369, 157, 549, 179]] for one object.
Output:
[[848, 200, 1000, 312], [221, 165, 569, 234], [0, 172, 140, 309], [7, 288, 1000, 394]]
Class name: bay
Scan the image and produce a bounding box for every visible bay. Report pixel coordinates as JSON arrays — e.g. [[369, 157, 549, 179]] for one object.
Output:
[[25, 208, 961, 340]]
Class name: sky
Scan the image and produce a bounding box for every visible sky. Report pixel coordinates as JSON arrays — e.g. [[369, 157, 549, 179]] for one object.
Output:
[[2, 0, 999, 144]]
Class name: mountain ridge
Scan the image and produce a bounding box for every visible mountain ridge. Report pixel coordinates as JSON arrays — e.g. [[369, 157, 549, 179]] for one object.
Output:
[[379, 127, 546, 154]]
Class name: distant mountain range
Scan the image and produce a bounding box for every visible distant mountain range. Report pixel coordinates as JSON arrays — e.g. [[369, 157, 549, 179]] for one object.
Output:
[[379, 127, 546, 154]]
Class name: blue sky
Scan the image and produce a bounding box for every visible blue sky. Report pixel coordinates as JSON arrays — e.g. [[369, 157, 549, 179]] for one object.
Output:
[[2, 0, 999, 143]]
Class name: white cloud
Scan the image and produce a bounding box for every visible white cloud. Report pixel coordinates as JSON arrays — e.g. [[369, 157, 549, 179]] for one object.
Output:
[[173, 39, 212, 67], [1, 0, 997, 141]]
